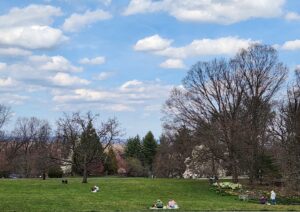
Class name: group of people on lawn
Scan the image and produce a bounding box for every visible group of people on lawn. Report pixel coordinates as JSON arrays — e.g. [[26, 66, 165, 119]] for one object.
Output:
[[151, 199, 179, 209], [260, 190, 276, 205]]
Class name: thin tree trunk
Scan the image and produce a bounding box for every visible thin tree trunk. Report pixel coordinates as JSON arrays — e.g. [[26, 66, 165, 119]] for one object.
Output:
[[82, 154, 87, 183]]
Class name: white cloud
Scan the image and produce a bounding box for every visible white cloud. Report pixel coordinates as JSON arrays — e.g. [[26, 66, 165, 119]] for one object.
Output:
[[52, 79, 173, 112], [134, 34, 173, 51], [51, 73, 90, 86], [62, 9, 112, 32], [0, 48, 32, 57], [124, 0, 285, 24], [281, 40, 300, 50], [157, 37, 258, 58], [0, 26, 67, 50], [0, 4, 62, 27], [160, 59, 185, 69], [120, 80, 144, 92], [285, 12, 300, 21], [134, 35, 258, 61], [29, 55, 83, 72], [79, 56, 106, 65], [97, 71, 114, 80], [53, 88, 118, 102]]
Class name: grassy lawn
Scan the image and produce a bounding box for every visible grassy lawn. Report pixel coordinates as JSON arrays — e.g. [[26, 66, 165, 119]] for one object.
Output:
[[0, 177, 299, 211]]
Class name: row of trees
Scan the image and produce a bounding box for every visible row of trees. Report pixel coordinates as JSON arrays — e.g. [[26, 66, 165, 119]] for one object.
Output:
[[124, 131, 157, 177], [0, 111, 121, 183], [160, 44, 299, 193]]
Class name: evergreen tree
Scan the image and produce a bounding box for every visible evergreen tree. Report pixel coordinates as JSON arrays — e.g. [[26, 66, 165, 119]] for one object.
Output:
[[74, 120, 103, 183], [104, 147, 118, 175], [142, 131, 157, 171], [125, 135, 142, 160]]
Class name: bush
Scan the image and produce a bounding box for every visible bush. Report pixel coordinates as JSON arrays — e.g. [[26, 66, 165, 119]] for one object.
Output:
[[0, 171, 10, 178], [126, 157, 147, 177], [213, 182, 242, 190], [48, 166, 63, 178]]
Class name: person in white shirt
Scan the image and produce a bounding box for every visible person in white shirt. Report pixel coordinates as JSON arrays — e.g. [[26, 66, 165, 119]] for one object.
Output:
[[270, 190, 276, 205]]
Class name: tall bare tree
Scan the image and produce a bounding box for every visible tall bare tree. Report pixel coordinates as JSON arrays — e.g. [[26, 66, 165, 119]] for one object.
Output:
[[233, 44, 287, 184]]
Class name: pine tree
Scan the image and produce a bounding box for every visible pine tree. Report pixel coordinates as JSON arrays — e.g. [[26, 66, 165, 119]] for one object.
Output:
[[125, 135, 142, 160], [142, 131, 157, 172], [74, 120, 103, 183]]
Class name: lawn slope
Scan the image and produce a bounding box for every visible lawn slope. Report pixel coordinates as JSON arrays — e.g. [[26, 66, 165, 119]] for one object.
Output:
[[0, 177, 299, 211]]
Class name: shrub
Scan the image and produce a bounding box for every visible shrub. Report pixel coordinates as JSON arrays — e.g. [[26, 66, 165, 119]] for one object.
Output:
[[48, 166, 63, 178], [126, 157, 147, 177], [0, 171, 9, 178]]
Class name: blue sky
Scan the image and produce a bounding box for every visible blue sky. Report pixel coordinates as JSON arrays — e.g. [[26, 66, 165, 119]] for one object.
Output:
[[0, 0, 299, 138]]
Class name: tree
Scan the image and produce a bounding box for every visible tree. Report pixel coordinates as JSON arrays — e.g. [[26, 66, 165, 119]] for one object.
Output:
[[163, 44, 287, 183], [74, 119, 103, 183], [55, 112, 121, 183], [273, 70, 300, 193], [9, 117, 51, 178], [125, 135, 142, 160], [142, 131, 157, 172], [104, 147, 118, 175], [233, 44, 287, 184]]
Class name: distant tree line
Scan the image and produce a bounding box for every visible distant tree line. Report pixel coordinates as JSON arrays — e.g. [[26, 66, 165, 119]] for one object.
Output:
[[0, 111, 121, 183]]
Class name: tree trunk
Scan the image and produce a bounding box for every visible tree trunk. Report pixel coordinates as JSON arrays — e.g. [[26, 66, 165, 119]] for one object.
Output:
[[82, 154, 88, 183], [42, 172, 46, 180]]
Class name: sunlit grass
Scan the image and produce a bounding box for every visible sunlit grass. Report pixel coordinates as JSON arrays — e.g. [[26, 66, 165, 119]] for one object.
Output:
[[0, 177, 299, 211]]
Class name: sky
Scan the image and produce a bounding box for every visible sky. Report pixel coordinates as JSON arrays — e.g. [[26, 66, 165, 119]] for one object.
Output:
[[0, 0, 299, 138]]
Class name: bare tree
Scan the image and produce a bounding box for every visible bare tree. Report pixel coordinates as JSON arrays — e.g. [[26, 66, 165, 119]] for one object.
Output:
[[273, 70, 300, 194], [163, 44, 287, 183], [233, 44, 287, 184], [164, 58, 246, 182], [9, 117, 51, 177]]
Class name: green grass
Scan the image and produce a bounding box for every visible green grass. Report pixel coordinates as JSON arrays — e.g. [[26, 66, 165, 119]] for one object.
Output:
[[0, 177, 299, 211]]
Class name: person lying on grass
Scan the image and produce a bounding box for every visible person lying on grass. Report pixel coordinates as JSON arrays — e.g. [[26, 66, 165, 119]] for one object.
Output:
[[91, 185, 99, 193], [167, 200, 178, 209]]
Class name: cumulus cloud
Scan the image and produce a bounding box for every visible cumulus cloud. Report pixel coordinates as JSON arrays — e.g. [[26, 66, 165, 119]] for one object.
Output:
[[62, 9, 112, 32], [96, 71, 114, 80], [29, 55, 83, 72], [79, 56, 106, 65], [124, 0, 285, 24], [157, 37, 258, 58], [0, 4, 62, 27], [0, 4, 66, 51], [0, 26, 67, 50], [160, 59, 185, 69], [134, 34, 173, 51], [52, 79, 173, 112], [134, 35, 258, 68], [281, 40, 300, 50], [285, 12, 300, 21], [0, 48, 32, 57], [51, 73, 90, 86]]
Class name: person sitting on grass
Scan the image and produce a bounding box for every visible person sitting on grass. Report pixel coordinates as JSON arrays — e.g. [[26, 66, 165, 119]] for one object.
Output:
[[91, 185, 99, 193], [167, 199, 178, 209], [152, 199, 164, 209], [259, 196, 267, 204]]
